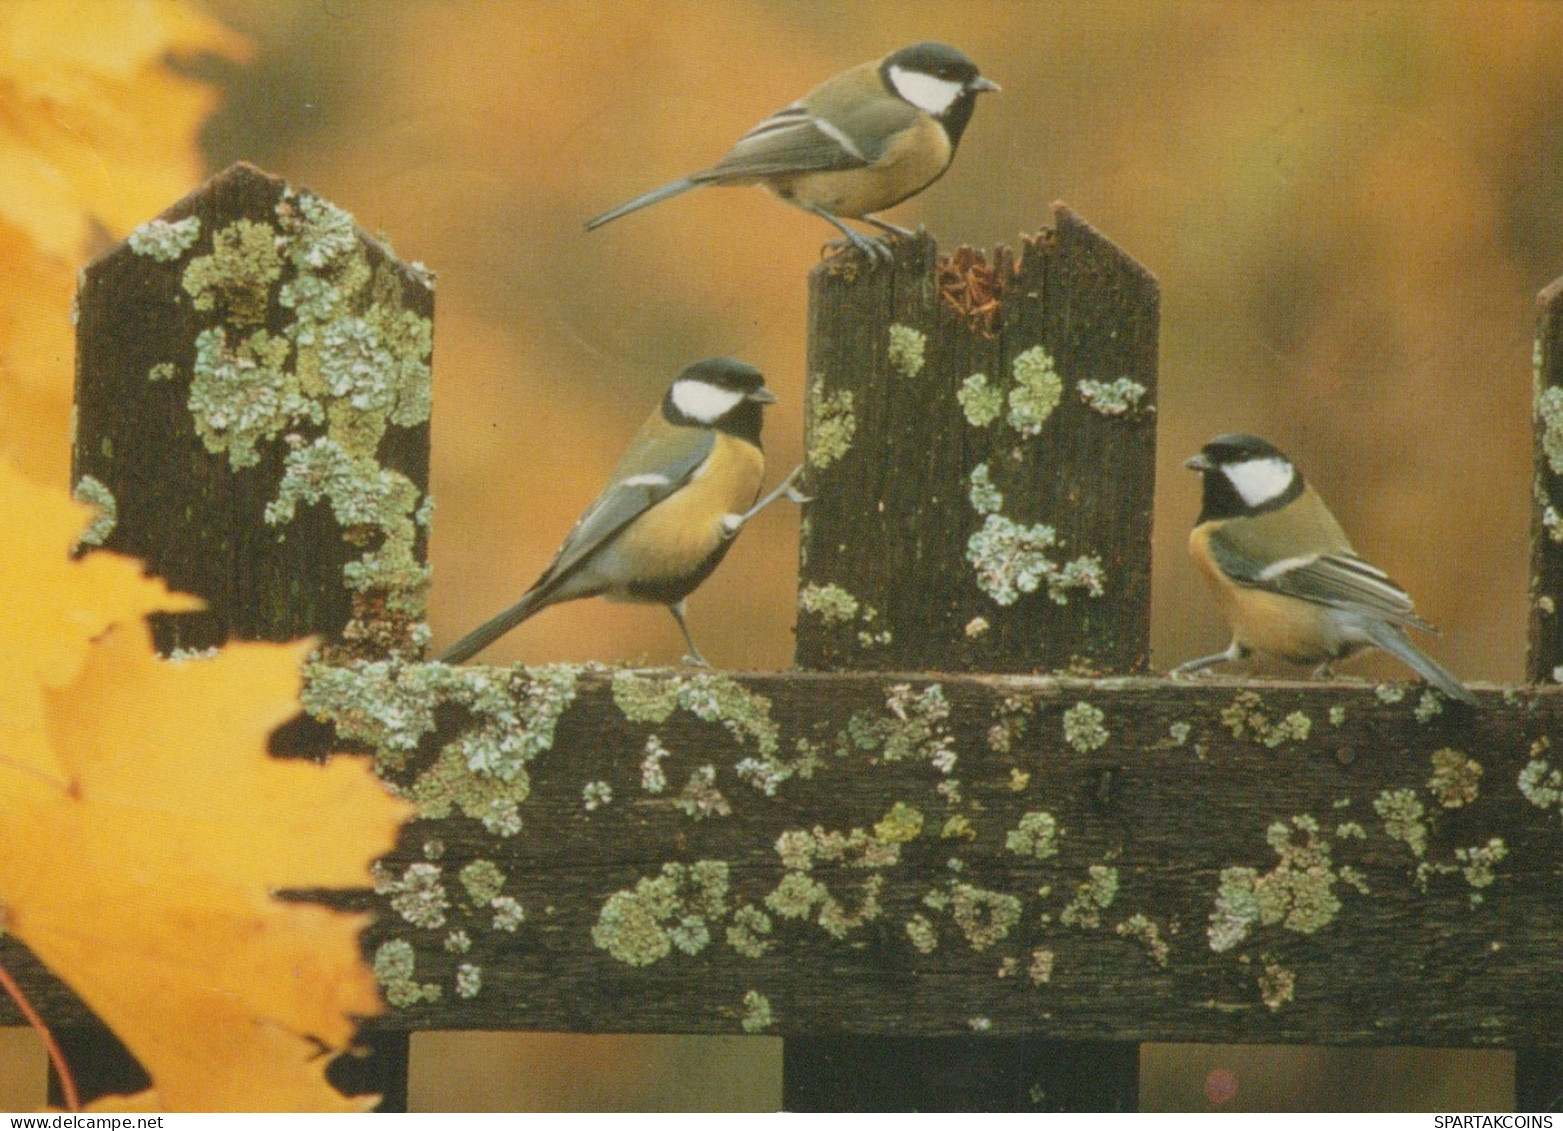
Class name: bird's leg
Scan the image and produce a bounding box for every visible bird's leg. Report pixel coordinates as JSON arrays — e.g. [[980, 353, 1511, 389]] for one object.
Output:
[[863, 214, 915, 238], [1171, 641, 1246, 678], [809, 205, 894, 264], [721, 464, 810, 539], [668, 600, 709, 668]]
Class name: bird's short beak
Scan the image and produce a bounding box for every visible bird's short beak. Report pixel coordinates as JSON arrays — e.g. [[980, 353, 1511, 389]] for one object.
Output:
[[748, 386, 778, 404], [1184, 452, 1215, 472], [971, 77, 1001, 94]]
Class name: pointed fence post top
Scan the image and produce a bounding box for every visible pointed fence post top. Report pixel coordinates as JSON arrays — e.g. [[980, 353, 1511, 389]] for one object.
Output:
[[798, 202, 1160, 675], [74, 161, 435, 658]]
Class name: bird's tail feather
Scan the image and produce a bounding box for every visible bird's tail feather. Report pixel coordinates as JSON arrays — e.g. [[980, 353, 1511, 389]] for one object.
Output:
[[435, 589, 547, 665], [1361, 619, 1477, 706], [584, 178, 698, 231]]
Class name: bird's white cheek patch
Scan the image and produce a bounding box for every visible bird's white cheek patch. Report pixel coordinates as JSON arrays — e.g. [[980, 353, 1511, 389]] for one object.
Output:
[[1223, 457, 1296, 508], [887, 66, 964, 116], [670, 380, 744, 423]]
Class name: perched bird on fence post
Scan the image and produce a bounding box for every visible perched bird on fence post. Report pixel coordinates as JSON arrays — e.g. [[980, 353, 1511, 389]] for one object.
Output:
[[584, 42, 998, 262], [437, 357, 804, 667], [1174, 432, 1477, 705]]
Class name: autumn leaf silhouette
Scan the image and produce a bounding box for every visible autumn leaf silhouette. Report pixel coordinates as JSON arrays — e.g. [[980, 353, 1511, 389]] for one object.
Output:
[[0, 460, 413, 1111]]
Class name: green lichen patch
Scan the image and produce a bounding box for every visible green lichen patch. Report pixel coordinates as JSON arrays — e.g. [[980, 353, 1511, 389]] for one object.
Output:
[[1060, 864, 1119, 928], [1220, 691, 1311, 748], [375, 861, 450, 928], [1413, 690, 1445, 724], [1258, 958, 1295, 1012], [491, 896, 525, 931], [1007, 346, 1062, 437], [958, 372, 1004, 427], [1208, 816, 1349, 953], [1454, 838, 1507, 902], [887, 323, 927, 377], [1427, 749, 1482, 809], [874, 801, 925, 844], [1115, 913, 1170, 967], [740, 990, 774, 1033], [966, 514, 1106, 607], [1077, 377, 1149, 417], [840, 683, 956, 772], [905, 913, 939, 953], [1538, 384, 1563, 477], [1518, 742, 1562, 819], [188, 327, 305, 468], [968, 462, 1003, 515], [807, 385, 856, 470], [612, 670, 779, 757], [71, 475, 117, 548], [798, 582, 860, 624], [373, 938, 441, 1008], [581, 779, 613, 811], [1374, 788, 1428, 858], [921, 882, 1022, 951], [765, 825, 899, 940], [592, 860, 730, 966], [182, 218, 282, 326], [1063, 701, 1108, 753], [457, 859, 506, 905], [128, 215, 202, 262], [455, 963, 482, 999], [1028, 947, 1055, 985], [1374, 683, 1407, 704], [726, 905, 774, 958], [303, 659, 581, 834], [1006, 811, 1062, 859]]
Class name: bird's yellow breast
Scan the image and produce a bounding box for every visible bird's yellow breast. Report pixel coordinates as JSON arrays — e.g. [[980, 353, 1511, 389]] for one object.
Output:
[[769, 115, 952, 218], [1189, 521, 1352, 665], [610, 433, 766, 595]]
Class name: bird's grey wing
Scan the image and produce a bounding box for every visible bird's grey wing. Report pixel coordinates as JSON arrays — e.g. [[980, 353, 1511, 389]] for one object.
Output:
[[530, 429, 715, 597], [1208, 531, 1433, 631], [698, 97, 914, 181]]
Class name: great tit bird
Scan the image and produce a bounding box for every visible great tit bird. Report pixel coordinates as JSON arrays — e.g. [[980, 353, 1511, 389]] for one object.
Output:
[[584, 42, 999, 261], [1175, 433, 1477, 705], [437, 358, 804, 666]]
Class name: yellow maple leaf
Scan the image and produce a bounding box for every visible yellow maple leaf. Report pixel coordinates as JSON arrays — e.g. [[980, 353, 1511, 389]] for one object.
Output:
[[0, 459, 413, 1110], [0, 0, 248, 486]]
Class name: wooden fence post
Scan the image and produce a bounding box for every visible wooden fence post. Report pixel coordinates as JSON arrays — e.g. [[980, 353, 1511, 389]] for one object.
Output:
[[787, 207, 1157, 1110], [61, 161, 434, 1108], [1519, 279, 1563, 1112]]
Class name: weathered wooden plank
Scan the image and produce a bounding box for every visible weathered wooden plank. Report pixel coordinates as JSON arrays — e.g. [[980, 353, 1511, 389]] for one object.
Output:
[[72, 161, 433, 658], [53, 161, 433, 1107], [16, 669, 1538, 1048], [797, 206, 1158, 674], [795, 211, 1157, 1107]]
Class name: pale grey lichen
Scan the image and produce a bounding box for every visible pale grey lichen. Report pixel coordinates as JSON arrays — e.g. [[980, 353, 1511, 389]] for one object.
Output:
[[1518, 753, 1563, 817], [968, 462, 1003, 515], [1006, 811, 1062, 859], [1007, 346, 1063, 437], [840, 683, 956, 772], [1169, 721, 1192, 746], [1077, 377, 1149, 416], [1455, 838, 1507, 897], [1374, 788, 1428, 858], [592, 860, 730, 967], [128, 215, 202, 262], [1374, 684, 1407, 704], [640, 735, 670, 794], [741, 990, 774, 1033], [1413, 690, 1445, 724], [1208, 816, 1347, 952], [148, 361, 177, 382], [1116, 913, 1170, 966], [455, 963, 482, 999], [1060, 864, 1119, 928], [71, 475, 117, 548], [967, 514, 1105, 606], [582, 780, 613, 811], [887, 323, 927, 377], [807, 385, 856, 470], [1259, 958, 1295, 1011], [905, 913, 939, 953], [958, 372, 1004, 426], [373, 938, 440, 1008], [187, 326, 307, 468], [1538, 384, 1563, 476], [675, 765, 732, 819], [798, 582, 860, 624], [378, 861, 449, 929], [444, 929, 471, 954], [1028, 947, 1055, 985], [491, 895, 525, 932], [1063, 701, 1108, 753]]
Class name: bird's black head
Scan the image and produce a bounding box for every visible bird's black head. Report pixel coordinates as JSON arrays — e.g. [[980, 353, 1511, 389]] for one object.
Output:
[[663, 357, 775, 446], [1185, 432, 1304, 522], [880, 42, 998, 148]]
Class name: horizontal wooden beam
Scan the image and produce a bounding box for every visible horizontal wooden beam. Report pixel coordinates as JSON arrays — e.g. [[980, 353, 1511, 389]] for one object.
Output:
[[13, 669, 1555, 1049]]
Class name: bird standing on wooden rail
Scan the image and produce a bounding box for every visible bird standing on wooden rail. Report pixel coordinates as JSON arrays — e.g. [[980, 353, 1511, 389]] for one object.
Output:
[[437, 357, 805, 667], [1175, 432, 1477, 705], [584, 42, 998, 263]]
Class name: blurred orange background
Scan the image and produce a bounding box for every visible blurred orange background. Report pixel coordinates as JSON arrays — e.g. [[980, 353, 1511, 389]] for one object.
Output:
[[6, 0, 1559, 1111]]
